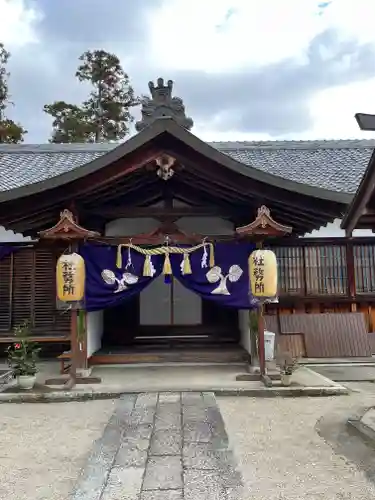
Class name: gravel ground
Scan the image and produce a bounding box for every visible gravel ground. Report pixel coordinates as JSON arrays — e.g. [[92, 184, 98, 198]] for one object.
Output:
[[0, 399, 116, 500], [218, 392, 375, 500], [2, 390, 375, 500]]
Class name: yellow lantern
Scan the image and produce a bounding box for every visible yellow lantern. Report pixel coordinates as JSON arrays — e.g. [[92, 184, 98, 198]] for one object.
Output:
[[249, 249, 278, 298], [56, 253, 85, 303]]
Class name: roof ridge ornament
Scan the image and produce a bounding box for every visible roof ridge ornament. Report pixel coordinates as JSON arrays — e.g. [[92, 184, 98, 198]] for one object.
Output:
[[135, 78, 194, 132], [39, 209, 100, 240], [236, 205, 293, 238]]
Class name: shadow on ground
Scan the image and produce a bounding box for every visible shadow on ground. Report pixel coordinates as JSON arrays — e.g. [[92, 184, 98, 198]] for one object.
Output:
[[316, 405, 375, 486]]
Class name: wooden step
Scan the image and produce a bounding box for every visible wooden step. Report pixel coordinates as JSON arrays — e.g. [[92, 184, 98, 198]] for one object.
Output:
[[90, 346, 250, 365]]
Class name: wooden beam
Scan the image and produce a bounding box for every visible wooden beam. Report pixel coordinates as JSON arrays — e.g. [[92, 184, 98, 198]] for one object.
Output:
[[5, 175, 158, 227], [268, 235, 375, 246], [162, 182, 173, 210], [7, 184, 161, 232], [175, 172, 332, 226], [173, 180, 320, 233], [86, 206, 237, 219], [357, 214, 375, 224], [79, 172, 156, 205]]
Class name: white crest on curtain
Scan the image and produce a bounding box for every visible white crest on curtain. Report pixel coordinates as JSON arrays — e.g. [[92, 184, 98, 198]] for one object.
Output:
[[206, 265, 243, 295], [101, 269, 139, 293]]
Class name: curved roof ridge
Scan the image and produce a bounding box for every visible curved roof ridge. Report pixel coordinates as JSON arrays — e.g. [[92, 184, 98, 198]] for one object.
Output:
[[211, 138, 375, 150], [0, 138, 374, 154], [0, 142, 117, 154], [0, 118, 371, 203]]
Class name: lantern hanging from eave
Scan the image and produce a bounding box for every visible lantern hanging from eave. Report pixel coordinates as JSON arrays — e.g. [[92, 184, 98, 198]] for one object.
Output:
[[56, 252, 85, 303], [249, 249, 278, 298]]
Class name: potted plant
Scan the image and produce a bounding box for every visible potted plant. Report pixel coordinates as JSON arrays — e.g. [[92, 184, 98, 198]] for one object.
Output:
[[7, 321, 41, 390], [277, 352, 300, 386]]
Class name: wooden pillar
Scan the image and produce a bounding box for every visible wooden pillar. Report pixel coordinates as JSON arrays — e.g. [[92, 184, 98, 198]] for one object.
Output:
[[346, 240, 357, 312], [38, 209, 100, 388], [256, 241, 266, 377], [236, 206, 293, 386], [69, 310, 78, 386], [257, 305, 266, 376]]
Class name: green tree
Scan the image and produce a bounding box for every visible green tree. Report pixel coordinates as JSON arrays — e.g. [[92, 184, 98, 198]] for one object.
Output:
[[43, 101, 91, 143], [44, 49, 140, 143], [0, 43, 27, 143]]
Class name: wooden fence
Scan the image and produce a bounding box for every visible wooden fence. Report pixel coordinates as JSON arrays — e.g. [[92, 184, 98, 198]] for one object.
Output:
[[264, 312, 372, 358]]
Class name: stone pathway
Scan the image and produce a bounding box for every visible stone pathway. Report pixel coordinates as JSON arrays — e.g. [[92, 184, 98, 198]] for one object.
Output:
[[71, 392, 243, 500]]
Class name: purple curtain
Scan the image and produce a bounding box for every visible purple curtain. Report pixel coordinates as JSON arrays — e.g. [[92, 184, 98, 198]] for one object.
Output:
[[80, 242, 258, 312], [171, 242, 258, 309], [80, 243, 163, 312], [0, 245, 16, 260]]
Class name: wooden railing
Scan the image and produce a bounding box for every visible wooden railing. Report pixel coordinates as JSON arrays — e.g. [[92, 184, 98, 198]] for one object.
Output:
[[270, 238, 375, 298]]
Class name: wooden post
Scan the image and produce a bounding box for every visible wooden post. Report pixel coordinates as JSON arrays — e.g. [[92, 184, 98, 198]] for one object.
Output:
[[256, 240, 266, 378], [68, 309, 78, 388], [236, 206, 293, 387], [248, 309, 259, 371], [257, 305, 266, 377], [38, 209, 100, 389], [67, 240, 79, 389], [346, 240, 357, 312]]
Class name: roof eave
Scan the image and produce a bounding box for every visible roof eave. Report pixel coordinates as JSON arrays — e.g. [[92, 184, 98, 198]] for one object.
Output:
[[341, 148, 375, 233], [168, 124, 352, 204], [0, 118, 171, 203], [0, 117, 354, 205]]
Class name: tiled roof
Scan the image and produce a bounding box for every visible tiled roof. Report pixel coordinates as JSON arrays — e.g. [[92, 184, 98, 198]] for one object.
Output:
[[0, 139, 374, 194]]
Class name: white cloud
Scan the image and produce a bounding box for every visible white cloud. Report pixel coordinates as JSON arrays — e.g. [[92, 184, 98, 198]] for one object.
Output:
[[148, 0, 324, 71], [148, 0, 375, 139], [300, 78, 375, 139], [0, 0, 40, 47], [1, 0, 375, 141], [323, 0, 375, 44], [149, 0, 375, 71]]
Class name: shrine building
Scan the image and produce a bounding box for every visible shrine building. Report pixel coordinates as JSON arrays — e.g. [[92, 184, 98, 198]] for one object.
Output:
[[1, 77, 375, 367]]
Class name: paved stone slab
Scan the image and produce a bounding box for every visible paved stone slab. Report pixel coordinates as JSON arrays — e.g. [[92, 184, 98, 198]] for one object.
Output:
[[127, 407, 156, 426], [114, 444, 148, 468], [158, 392, 181, 403], [312, 365, 375, 382], [361, 407, 375, 431], [182, 405, 210, 423], [150, 429, 182, 455], [140, 490, 183, 500], [154, 407, 181, 431], [202, 392, 218, 407], [183, 421, 218, 443], [143, 456, 183, 491], [181, 392, 204, 405], [135, 392, 159, 408], [70, 392, 243, 499], [121, 423, 154, 450], [71, 394, 137, 500], [101, 466, 144, 500]]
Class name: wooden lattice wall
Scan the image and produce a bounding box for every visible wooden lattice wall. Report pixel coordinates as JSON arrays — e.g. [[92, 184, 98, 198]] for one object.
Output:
[[0, 246, 70, 336]]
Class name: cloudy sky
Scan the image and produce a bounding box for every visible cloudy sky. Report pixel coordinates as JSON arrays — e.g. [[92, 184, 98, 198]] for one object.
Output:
[[1, 0, 375, 143]]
